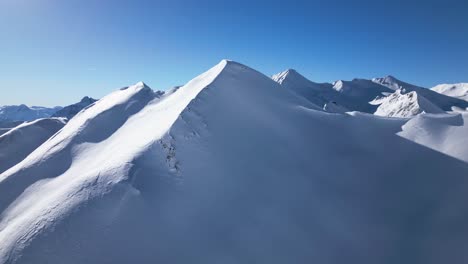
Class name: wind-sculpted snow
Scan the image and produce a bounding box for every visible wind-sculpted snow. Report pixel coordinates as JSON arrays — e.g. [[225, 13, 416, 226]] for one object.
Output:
[[399, 112, 468, 162], [1, 61, 468, 264], [0, 118, 66, 174]]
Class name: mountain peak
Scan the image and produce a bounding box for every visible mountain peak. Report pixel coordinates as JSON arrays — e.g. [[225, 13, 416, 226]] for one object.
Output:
[[79, 96, 95, 103], [272, 68, 307, 85], [372, 89, 444, 117]]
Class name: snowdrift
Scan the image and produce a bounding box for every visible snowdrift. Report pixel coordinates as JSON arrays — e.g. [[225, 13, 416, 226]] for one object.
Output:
[[0, 61, 468, 264], [399, 112, 468, 162]]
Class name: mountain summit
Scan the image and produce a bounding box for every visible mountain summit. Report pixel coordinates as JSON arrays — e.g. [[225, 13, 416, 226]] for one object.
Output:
[[52, 96, 98, 119], [0, 60, 468, 263]]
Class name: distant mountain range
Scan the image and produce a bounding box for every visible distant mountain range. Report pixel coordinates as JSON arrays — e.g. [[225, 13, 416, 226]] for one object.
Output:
[[0, 96, 97, 123]]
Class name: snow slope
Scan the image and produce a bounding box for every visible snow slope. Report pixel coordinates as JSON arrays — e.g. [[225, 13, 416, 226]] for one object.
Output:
[[399, 112, 468, 163], [52, 96, 98, 120], [0, 121, 23, 136], [272, 70, 393, 113], [431, 83, 468, 102], [0, 105, 62, 122], [0, 118, 66, 174], [371, 89, 444, 118], [373, 76, 468, 110], [1, 61, 468, 264]]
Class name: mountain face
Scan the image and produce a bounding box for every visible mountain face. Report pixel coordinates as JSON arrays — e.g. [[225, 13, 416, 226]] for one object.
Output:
[[0, 105, 62, 122], [52, 96, 98, 119], [371, 89, 444, 118], [1, 60, 468, 264], [272, 70, 393, 113], [0, 118, 66, 174], [372, 76, 468, 110], [431, 83, 468, 102], [0, 120, 24, 136], [272, 69, 336, 108]]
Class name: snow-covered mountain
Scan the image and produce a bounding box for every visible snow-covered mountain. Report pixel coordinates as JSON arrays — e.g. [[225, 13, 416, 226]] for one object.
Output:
[[0, 120, 23, 136], [52, 96, 98, 119], [1, 60, 468, 263], [0, 104, 62, 122], [371, 89, 444, 118], [272, 69, 336, 109], [273, 70, 395, 113], [431, 83, 468, 102], [373, 76, 468, 110], [0, 118, 66, 174]]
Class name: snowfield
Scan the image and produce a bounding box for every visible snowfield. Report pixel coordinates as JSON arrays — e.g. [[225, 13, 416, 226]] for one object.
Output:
[[0, 60, 467, 263], [431, 83, 468, 102]]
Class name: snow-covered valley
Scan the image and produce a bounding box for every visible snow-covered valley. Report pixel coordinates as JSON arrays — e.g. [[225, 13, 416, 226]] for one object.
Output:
[[0, 60, 467, 263]]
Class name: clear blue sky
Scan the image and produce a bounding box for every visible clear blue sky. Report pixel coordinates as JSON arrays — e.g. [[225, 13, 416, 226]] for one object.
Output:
[[1, 0, 467, 106]]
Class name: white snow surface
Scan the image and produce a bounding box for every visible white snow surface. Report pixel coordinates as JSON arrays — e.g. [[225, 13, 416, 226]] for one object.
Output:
[[373, 76, 468, 110], [0, 60, 468, 263], [372, 89, 444, 118], [52, 96, 98, 120], [431, 83, 468, 102], [0, 118, 66, 174], [399, 112, 468, 163], [272, 70, 393, 113]]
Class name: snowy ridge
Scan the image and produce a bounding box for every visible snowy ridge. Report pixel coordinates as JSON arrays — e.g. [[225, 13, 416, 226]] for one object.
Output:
[[431, 83, 468, 102], [0, 60, 468, 263], [371, 89, 444, 118], [0, 61, 227, 263], [52, 96, 98, 120], [0, 105, 62, 122], [373, 75, 468, 110], [0, 118, 66, 174], [272, 70, 394, 113]]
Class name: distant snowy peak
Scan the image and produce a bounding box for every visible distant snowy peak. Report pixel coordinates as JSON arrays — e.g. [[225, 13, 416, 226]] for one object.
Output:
[[374, 75, 468, 111], [272, 69, 330, 90], [0, 104, 62, 122], [331, 78, 393, 97], [52, 96, 98, 120], [431, 83, 468, 102], [372, 89, 443, 118], [272, 69, 342, 110], [272, 70, 396, 113], [372, 75, 405, 90], [272, 69, 304, 85]]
